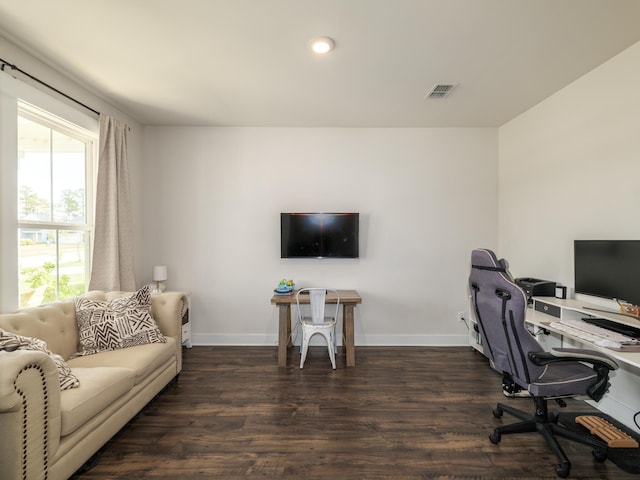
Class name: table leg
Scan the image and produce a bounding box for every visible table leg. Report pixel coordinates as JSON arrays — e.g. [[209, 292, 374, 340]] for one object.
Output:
[[343, 304, 356, 367], [278, 304, 291, 367], [287, 308, 292, 347]]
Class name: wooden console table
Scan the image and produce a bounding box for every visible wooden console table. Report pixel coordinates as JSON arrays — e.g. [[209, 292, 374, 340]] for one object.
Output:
[[270, 289, 362, 367]]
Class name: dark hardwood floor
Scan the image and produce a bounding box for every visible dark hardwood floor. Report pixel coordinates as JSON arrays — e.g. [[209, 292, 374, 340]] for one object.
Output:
[[71, 346, 636, 479]]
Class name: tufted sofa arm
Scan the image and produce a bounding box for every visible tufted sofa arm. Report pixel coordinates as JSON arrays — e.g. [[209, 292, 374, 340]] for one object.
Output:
[[0, 350, 62, 480], [151, 291, 189, 373]]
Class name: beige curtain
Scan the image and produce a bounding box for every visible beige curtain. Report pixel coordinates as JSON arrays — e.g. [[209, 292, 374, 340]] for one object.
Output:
[[88, 114, 136, 291]]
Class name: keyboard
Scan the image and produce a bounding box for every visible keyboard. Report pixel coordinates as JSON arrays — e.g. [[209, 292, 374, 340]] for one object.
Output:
[[551, 319, 639, 345], [582, 317, 640, 338]]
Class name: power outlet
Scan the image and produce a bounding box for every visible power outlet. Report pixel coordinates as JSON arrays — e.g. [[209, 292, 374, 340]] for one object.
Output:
[[457, 311, 465, 322]]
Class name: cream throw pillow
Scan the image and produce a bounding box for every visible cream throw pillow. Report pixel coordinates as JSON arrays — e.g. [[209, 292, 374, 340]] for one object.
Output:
[[0, 329, 80, 390], [74, 285, 166, 356]]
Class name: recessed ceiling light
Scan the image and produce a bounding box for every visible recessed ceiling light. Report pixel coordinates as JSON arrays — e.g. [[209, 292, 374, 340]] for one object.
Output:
[[309, 37, 335, 54]]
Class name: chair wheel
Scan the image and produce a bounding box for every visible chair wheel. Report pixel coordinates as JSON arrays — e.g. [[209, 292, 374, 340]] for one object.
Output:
[[492, 407, 503, 418], [592, 449, 607, 462], [555, 461, 570, 478], [489, 430, 501, 444]]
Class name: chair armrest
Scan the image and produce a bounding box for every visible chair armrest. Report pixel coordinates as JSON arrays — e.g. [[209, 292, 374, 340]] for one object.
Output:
[[529, 348, 618, 402], [529, 348, 619, 371], [0, 350, 62, 479]]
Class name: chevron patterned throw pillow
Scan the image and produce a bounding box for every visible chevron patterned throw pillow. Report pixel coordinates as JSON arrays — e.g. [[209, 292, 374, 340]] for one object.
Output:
[[0, 329, 80, 390], [74, 285, 166, 356]]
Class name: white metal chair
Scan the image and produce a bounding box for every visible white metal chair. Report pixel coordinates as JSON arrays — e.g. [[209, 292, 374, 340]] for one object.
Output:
[[296, 288, 340, 369]]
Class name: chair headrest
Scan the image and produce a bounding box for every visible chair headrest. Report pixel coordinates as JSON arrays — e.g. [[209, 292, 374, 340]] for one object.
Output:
[[471, 249, 513, 280], [471, 248, 504, 271]]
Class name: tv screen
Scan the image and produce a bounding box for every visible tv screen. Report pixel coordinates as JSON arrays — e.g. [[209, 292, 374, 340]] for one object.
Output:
[[574, 240, 640, 307], [281, 213, 359, 258]]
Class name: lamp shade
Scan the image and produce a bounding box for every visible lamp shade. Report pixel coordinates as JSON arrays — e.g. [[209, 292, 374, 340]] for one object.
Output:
[[152, 265, 168, 282]]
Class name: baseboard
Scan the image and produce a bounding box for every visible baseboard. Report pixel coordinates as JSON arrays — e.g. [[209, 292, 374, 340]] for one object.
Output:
[[190, 333, 469, 347]]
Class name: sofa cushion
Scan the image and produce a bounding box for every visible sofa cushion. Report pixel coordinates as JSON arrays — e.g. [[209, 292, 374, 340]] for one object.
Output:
[[74, 285, 166, 356], [67, 338, 176, 384], [0, 329, 80, 390], [60, 366, 135, 436]]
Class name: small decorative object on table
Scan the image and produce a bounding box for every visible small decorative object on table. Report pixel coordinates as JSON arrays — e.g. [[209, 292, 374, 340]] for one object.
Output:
[[620, 302, 640, 318], [274, 278, 295, 295]]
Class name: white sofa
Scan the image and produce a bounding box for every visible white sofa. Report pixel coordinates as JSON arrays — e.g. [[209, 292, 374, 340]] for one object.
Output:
[[0, 290, 188, 480]]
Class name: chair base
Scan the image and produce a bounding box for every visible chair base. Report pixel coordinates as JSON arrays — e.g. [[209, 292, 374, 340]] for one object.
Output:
[[490, 397, 608, 478], [300, 329, 336, 370]]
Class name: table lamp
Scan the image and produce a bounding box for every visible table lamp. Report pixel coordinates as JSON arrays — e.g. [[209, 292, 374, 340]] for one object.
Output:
[[152, 266, 167, 293]]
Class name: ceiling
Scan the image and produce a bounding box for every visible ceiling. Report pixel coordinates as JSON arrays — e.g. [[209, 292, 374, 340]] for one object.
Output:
[[1, 0, 640, 127]]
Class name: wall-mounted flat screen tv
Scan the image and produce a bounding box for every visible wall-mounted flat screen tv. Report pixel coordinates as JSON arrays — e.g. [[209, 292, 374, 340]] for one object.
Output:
[[281, 213, 359, 258], [574, 240, 640, 307]]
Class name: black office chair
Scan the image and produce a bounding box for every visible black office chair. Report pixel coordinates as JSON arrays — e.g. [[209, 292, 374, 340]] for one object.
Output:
[[468, 248, 619, 478]]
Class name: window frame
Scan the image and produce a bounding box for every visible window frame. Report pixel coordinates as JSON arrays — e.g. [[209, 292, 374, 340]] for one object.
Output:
[[16, 101, 98, 306]]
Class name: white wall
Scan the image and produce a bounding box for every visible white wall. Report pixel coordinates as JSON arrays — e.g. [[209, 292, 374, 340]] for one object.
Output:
[[141, 127, 498, 345], [498, 40, 640, 286]]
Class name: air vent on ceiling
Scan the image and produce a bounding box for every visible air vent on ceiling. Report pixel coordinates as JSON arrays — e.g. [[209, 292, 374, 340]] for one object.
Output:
[[425, 83, 458, 99]]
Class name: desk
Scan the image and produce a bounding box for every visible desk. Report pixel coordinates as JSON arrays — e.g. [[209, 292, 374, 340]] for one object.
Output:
[[528, 296, 640, 432], [270, 289, 362, 367], [527, 297, 640, 370]]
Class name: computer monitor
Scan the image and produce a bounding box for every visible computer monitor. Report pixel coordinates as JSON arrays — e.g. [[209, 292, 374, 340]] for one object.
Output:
[[574, 240, 640, 306]]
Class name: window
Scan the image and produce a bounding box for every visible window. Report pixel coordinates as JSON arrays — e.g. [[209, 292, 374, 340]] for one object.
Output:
[[17, 103, 95, 307]]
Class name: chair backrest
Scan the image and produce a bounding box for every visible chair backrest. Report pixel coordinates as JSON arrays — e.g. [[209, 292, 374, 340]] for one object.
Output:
[[468, 249, 544, 388], [296, 288, 340, 325]]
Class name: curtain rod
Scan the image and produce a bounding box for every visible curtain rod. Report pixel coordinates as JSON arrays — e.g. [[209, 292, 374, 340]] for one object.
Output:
[[0, 56, 100, 117]]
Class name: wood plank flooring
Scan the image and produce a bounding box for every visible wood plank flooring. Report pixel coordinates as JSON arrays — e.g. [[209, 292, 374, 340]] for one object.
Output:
[[70, 346, 635, 479]]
